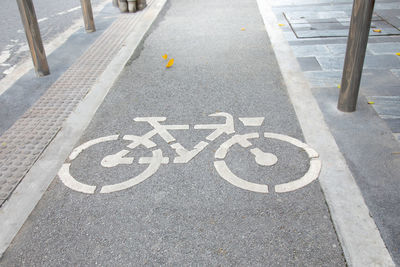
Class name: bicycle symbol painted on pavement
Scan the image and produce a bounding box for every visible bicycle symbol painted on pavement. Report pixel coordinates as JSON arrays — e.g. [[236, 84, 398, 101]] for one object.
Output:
[[58, 112, 321, 194]]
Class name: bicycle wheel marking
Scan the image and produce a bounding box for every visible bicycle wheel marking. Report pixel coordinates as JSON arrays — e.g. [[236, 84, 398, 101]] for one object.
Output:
[[69, 135, 119, 161], [59, 164, 97, 194], [58, 136, 169, 194], [214, 161, 269, 193], [214, 132, 321, 193]]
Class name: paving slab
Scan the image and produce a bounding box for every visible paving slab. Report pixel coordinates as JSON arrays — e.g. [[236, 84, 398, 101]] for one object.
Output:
[[0, 0, 346, 265]]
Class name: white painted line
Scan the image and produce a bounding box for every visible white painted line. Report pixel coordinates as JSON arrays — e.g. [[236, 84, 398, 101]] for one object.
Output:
[[100, 149, 164, 193], [239, 117, 265, 126], [256, 0, 395, 265], [67, 7, 81, 13], [0, 50, 11, 65], [139, 156, 169, 164], [56, 11, 68, 16], [123, 132, 157, 149], [214, 160, 269, 193], [194, 112, 235, 141], [101, 149, 134, 168], [275, 158, 321, 193], [215, 133, 258, 159], [2, 66, 15, 75], [69, 135, 119, 160], [0, 0, 168, 257], [172, 141, 209, 163], [58, 164, 96, 194], [38, 17, 49, 23], [264, 132, 319, 158]]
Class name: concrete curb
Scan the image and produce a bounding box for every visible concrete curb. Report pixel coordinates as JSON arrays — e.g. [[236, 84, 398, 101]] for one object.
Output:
[[0, 0, 167, 258]]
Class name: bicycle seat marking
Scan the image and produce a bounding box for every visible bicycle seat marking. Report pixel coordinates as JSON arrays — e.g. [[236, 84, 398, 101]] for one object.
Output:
[[58, 112, 322, 194]]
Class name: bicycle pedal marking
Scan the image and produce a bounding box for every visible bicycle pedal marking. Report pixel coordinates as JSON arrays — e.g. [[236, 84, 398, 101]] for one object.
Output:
[[214, 132, 321, 193], [100, 149, 165, 194], [101, 149, 134, 168], [58, 112, 322, 195]]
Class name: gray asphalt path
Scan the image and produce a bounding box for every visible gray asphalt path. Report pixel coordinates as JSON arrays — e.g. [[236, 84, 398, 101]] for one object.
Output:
[[0, 0, 346, 265]]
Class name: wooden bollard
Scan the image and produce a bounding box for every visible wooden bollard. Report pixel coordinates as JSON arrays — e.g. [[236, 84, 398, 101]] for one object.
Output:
[[80, 0, 96, 33], [16, 0, 50, 77]]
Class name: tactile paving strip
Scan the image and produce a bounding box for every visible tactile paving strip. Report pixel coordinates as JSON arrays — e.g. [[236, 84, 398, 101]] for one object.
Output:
[[0, 0, 154, 206]]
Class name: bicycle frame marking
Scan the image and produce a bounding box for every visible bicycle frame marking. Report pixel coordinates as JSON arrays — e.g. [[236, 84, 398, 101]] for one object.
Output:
[[58, 112, 322, 194]]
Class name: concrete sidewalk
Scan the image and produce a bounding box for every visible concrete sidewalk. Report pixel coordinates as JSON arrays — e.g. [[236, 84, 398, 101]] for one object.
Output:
[[0, 0, 397, 265]]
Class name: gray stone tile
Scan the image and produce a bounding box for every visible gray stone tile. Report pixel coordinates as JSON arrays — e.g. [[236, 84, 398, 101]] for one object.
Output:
[[362, 69, 400, 86], [375, 3, 400, 10], [296, 29, 349, 38], [368, 43, 400, 55], [283, 31, 299, 41], [288, 38, 348, 46], [304, 70, 342, 87], [364, 54, 400, 69], [361, 69, 400, 96], [384, 118, 400, 133], [369, 20, 400, 35], [365, 96, 400, 118], [292, 22, 347, 31], [326, 44, 347, 56], [390, 69, 400, 80], [317, 55, 400, 70], [297, 57, 322, 71], [291, 44, 329, 57], [316, 56, 345, 70]]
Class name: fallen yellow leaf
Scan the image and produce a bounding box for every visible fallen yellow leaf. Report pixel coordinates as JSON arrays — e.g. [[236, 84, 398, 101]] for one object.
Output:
[[368, 101, 375, 104], [373, 29, 381, 33], [241, 27, 246, 31], [162, 54, 168, 60], [278, 23, 285, 26], [337, 85, 341, 89], [396, 52, 400, 56], [166, 58, 174, 68]]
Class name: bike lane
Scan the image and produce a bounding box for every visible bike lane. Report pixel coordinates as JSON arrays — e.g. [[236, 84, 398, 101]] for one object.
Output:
[[1, 0, 346, 265]]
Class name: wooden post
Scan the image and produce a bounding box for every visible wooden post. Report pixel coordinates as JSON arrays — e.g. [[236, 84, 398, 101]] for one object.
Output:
[[338, 0, 375, 112], [16, 0, 50, 77], [80, 0, 96, 33]]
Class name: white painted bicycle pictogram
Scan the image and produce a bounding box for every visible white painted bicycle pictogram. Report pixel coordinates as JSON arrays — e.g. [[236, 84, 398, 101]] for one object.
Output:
[[58, 112, 321, 194]]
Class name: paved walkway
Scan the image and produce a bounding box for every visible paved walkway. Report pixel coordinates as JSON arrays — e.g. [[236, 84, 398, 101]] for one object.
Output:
[[0, 0, 397, 265], [272, 0, 400, 140], [270, 0, 400, 264]]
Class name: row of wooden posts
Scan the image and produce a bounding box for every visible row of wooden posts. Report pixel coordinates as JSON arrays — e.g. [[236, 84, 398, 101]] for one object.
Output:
[[16, 0, 95, 77], [16, 0, 375, 112]]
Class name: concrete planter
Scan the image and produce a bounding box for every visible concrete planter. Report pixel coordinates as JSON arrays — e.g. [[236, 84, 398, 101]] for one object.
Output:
[[127, 0, 137, 12], [137, 0, 147, 10], [118, 0, 128, 12]]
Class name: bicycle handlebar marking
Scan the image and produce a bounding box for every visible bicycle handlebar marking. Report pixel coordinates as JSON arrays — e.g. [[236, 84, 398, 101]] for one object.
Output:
[[58, 112, 322, 195]]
